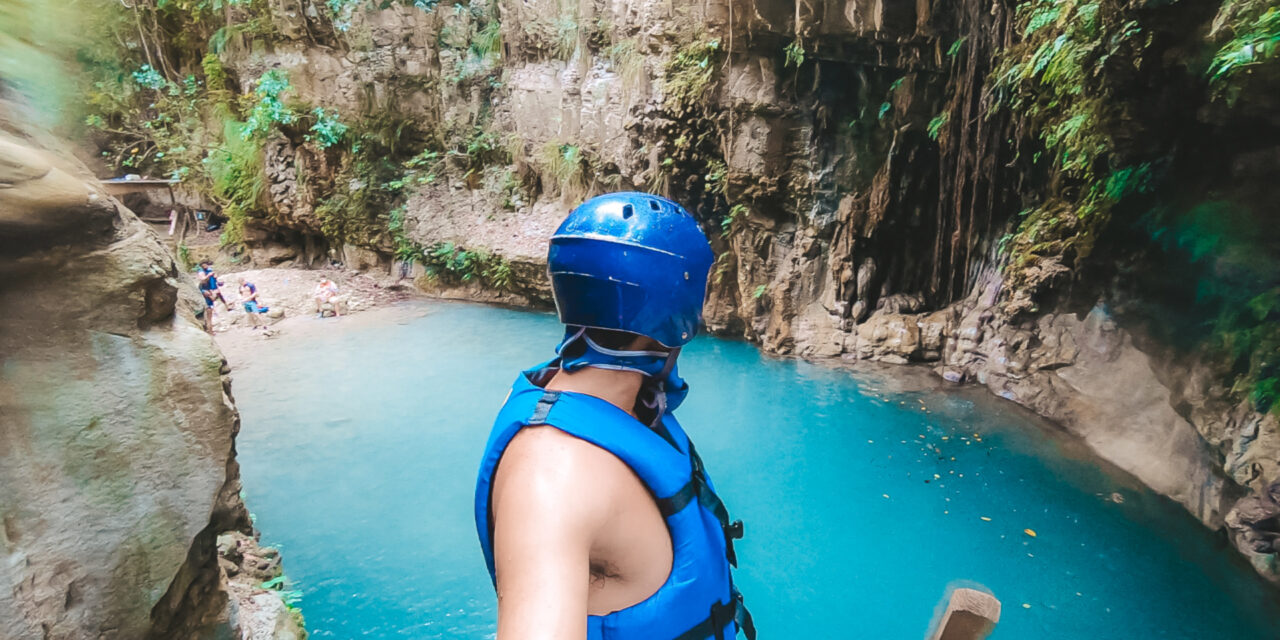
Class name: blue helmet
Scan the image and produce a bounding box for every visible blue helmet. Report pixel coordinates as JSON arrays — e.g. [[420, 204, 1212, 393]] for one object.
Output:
[[548, 192, 714, 347]]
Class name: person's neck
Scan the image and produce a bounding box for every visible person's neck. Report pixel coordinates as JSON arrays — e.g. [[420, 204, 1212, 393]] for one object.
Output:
[[545, 365, 645, 418]]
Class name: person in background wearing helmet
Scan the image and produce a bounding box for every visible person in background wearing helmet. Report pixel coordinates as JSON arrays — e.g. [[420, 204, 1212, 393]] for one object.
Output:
[[475, 193, 755, 640]]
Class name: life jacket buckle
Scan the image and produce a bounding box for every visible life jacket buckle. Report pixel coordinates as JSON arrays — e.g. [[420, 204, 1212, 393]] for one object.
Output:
[[726, 519, 744, 540]]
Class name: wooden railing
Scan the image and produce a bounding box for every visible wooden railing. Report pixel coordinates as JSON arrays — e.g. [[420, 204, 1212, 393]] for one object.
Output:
[[926, 587, 1001, 640]]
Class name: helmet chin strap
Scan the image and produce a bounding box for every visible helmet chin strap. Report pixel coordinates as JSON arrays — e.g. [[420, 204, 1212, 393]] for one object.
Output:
[[556, 327, 690, 425]]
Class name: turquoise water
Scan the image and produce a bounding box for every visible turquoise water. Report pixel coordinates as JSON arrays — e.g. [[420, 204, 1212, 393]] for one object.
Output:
[[229, 302, 1280, 639]]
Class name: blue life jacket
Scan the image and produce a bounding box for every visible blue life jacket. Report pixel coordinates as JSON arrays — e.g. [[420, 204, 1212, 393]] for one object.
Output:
[[475, 363, 755, 640]]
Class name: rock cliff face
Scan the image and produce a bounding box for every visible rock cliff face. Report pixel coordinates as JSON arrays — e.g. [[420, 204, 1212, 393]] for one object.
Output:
[[0, 103, 301, 638], [92, 0, 1279, 584]]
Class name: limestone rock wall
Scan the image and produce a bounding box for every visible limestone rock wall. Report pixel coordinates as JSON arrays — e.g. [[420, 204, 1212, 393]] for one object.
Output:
[[0, 104, 293, 637]]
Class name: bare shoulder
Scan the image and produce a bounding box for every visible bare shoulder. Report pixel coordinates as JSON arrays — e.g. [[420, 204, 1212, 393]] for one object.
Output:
[[492, 426, 628, 523]]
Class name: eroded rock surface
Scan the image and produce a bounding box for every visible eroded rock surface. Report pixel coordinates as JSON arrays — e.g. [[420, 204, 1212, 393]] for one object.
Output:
[[0, 105, 299, 637]]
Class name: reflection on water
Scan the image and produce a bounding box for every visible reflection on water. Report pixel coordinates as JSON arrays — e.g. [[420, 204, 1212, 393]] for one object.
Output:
[[227, 302, 1280, 639]]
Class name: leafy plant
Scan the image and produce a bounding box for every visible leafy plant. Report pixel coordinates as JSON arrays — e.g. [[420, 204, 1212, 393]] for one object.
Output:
[[325, 0, 440, 32], [203, 120, 266, 246], [244, 70, 298, 139], [132, 65, 167, 90], [607, 38, 646, 96], [927, 111, 950, 141], [471, 18, 503, 59], [783, 41, 805, 68], [664, 36, 721, 117], [177, 244, 193, 270], [721, 203, 747, 236], [535, 140, 588, 199], [704, 160, 728, 195], [422, 242, 513, 290], [1208, 2, 1280, 87], [307, 108, 349, 148], [989, 0, 1158, 309]]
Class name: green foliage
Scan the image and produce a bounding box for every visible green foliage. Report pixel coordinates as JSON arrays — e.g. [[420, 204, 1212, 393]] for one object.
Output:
[[307, 108, 349, 148], [459, 126, 507, 169], [947, 36, 968, 59], [439, 3, 503, 85], [1142, 200, 1280, 413], [132, 65, 168, 91], [663, 35, 722, 117], [927, 111, 950, 141], [783, 41, 805, 68], [388, 148, 442, 190], [471, 17, 503, 60], [387, 205, 420, 264], [422, 242, 513, 290], [996, 1, 1141, 178], [535, 140, 588, 199], [721, 203, 747, 236], [551, 14, 578, 60], [752, 285, 767, 299], [315, 144, 404, 244], [325, 0, 440, 32], [991, 0, 1158, 298], [607, 38, 646, 95], [203, 120, 266, 245], [244, 70, 298, 139], [1208, 1, 1280, 88], [258, 571, 306, 618], [201, 54, 230, 101], [704, 160, 728, 195], [522, 1, 578, 61]]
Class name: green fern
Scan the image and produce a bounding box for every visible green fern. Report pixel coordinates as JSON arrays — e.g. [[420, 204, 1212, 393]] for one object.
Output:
[[927, 111, 950, 141]]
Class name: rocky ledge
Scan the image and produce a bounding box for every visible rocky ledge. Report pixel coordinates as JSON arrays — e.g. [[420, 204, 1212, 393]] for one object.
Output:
[[0, 101, 304, 638], [749, 274, 1280, 583]]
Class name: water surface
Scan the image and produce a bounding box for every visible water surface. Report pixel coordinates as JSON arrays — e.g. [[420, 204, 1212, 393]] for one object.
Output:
[[226, 302, 1280, 639]]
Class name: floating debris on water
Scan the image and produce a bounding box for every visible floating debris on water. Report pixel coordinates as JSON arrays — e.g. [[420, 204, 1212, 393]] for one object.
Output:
[[980, 516, 992, 522], [1024, 528, 1037, 538]]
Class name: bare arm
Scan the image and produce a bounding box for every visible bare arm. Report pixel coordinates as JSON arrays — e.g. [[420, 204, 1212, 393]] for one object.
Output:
[[491, 427, 616, 640]]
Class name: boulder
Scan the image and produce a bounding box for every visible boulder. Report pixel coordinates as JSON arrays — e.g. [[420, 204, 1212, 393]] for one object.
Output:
[[0, 108, 252, 639], [854, 312, 922, 363]]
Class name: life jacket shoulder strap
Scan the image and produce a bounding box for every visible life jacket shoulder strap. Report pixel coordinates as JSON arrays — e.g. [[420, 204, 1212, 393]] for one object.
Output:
[[655, 441, 745, 567]]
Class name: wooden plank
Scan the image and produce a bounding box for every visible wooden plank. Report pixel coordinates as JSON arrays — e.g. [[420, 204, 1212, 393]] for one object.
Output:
[[927, 588, 1001, 640], [99, 179, 179, 197]]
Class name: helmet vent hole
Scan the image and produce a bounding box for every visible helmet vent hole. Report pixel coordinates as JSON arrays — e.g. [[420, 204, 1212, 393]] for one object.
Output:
[[648, 199, 661, 211], [622, 204, 634, 219]]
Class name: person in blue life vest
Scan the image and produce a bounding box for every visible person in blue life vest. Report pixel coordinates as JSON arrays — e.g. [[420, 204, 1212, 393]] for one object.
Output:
[[475, 192, 755, 640], [197, 260, 229, 333], [237, 276, 270, 330]]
